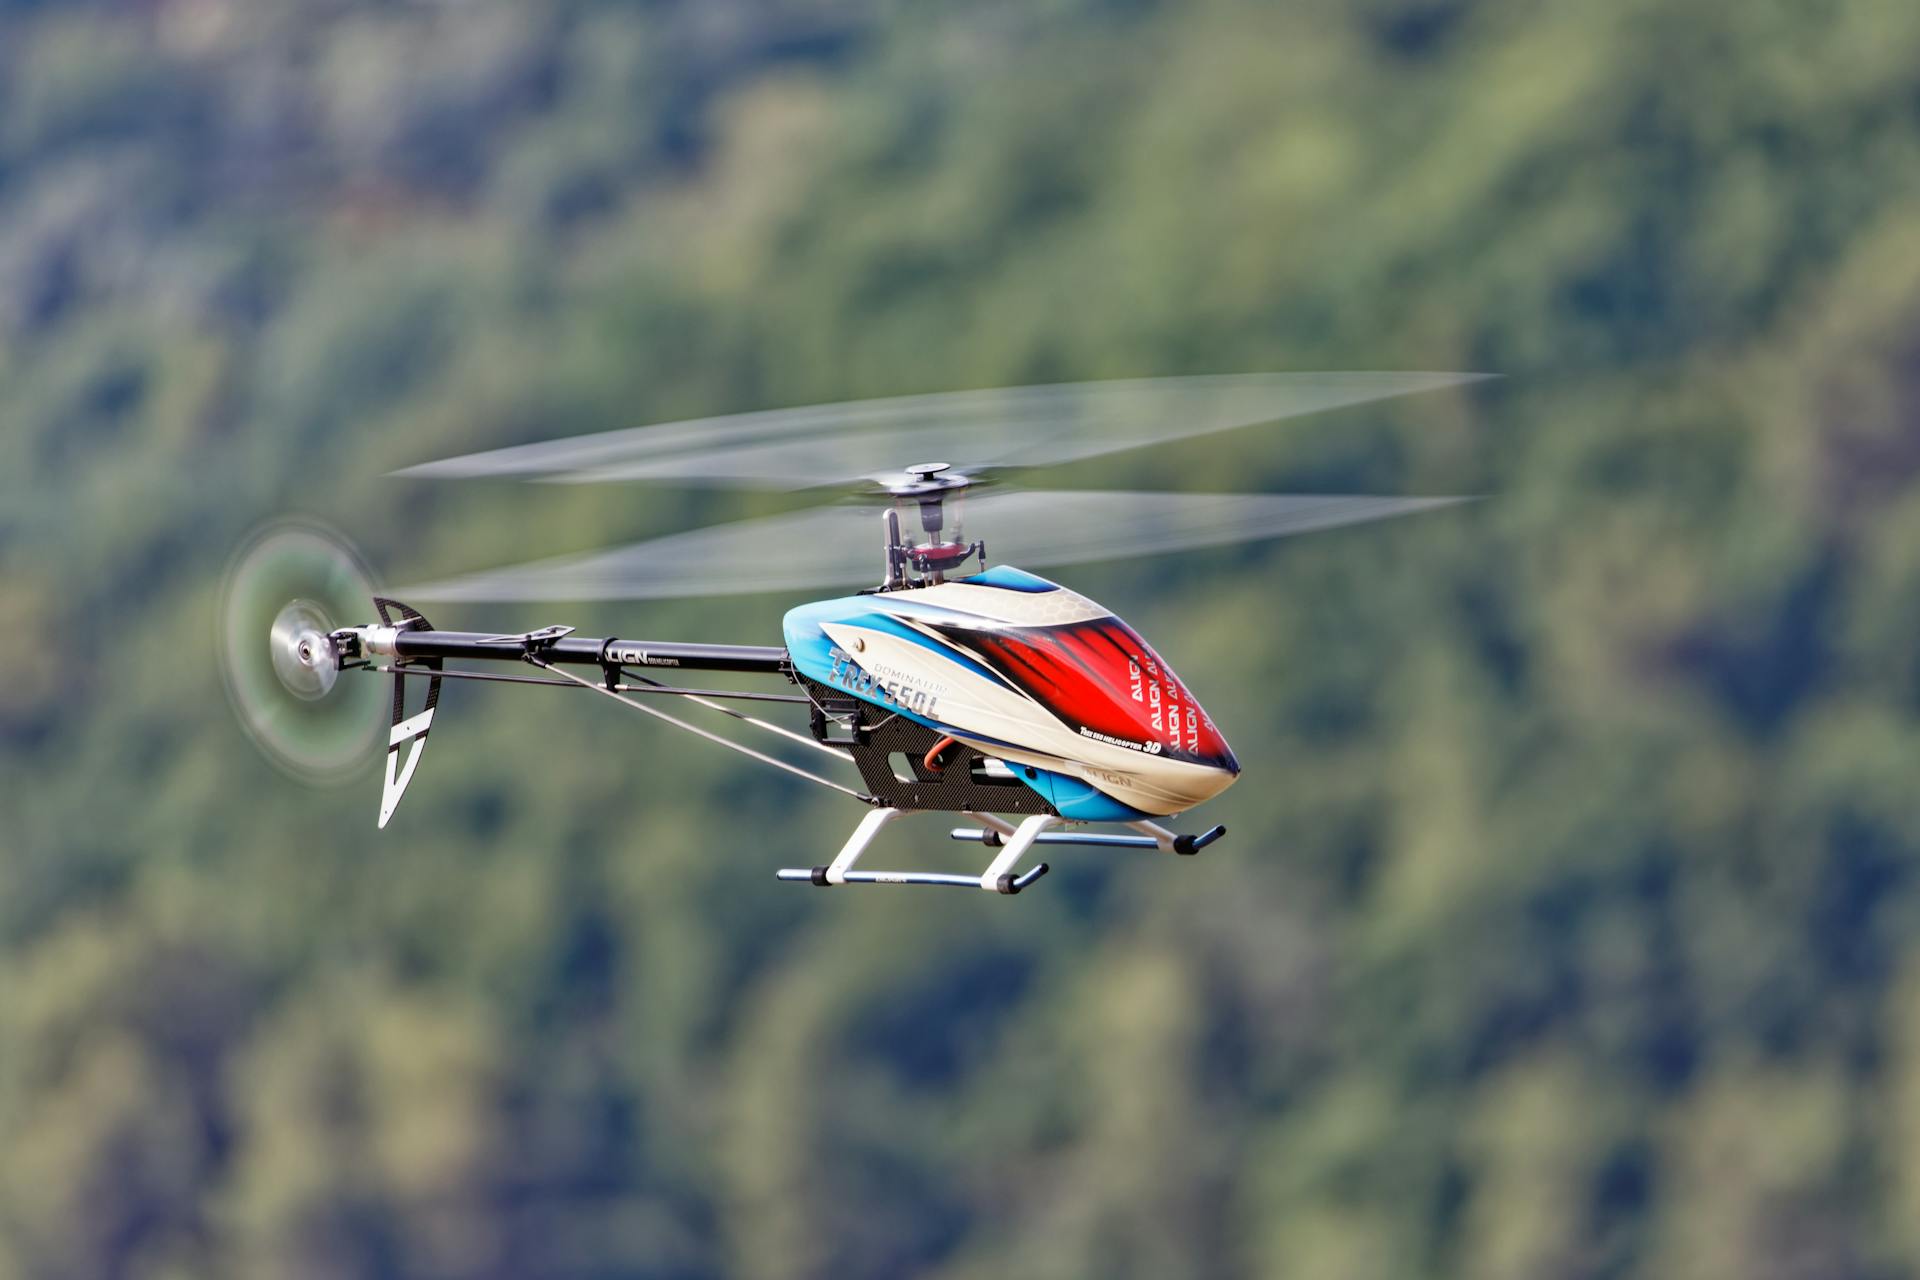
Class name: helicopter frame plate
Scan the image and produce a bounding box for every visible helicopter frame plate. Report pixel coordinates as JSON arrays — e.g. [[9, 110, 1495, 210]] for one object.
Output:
[[798, 676, 1057, 815]]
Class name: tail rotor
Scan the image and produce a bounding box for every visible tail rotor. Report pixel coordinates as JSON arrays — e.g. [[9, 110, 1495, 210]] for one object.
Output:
[[217, 521, 384, 783]]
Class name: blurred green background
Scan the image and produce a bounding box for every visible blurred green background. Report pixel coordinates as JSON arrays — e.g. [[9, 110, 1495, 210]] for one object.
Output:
[[6, 1, 1920, 1276]]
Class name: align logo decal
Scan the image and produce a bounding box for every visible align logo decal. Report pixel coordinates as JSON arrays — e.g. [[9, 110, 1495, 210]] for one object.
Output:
[[605, 644, 680, 667]]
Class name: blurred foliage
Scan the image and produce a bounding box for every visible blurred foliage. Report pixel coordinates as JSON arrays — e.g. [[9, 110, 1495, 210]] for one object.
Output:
[[4, 0, 1920, 1276]]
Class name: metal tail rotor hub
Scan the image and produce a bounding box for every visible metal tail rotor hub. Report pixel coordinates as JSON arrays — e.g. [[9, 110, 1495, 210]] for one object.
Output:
[[218, 522, 385, 782], [269, 599, 342, 701]]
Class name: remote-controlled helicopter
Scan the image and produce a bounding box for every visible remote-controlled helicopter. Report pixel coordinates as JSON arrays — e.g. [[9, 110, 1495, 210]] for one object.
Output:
[[220, 373, 1481, 895]]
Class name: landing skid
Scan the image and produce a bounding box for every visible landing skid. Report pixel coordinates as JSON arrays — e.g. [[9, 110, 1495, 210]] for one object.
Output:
[[774, 810, 1227, 895], [950, 819, 1227, 857]]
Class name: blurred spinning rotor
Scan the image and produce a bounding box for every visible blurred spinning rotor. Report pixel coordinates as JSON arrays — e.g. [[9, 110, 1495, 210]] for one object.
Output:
[[393, 372, 1485, 491], [389, 372, 1486, 603], [217, 522, 385, 781]]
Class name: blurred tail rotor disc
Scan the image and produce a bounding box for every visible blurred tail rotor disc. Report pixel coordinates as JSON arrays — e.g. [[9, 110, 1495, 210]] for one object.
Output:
[[218, 521, 384, 783]]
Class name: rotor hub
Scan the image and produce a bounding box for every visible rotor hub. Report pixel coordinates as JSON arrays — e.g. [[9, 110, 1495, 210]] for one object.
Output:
[[882, 462, 971, 499], [270, 599, 342, 701]]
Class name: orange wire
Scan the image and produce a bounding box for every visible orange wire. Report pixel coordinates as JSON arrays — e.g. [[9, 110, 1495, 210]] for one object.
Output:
[[924, 735, 959, 772]]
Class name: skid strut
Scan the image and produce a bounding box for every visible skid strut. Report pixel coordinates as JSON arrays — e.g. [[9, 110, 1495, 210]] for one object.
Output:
[[776, 809, 1055, 894]]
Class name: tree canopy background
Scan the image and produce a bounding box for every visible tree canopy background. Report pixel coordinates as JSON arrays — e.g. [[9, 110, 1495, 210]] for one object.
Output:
[[5, 1, 1920, 1276]]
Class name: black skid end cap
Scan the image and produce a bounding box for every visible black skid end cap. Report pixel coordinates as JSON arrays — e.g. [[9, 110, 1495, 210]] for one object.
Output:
[[1174, 824, 1227, 856]]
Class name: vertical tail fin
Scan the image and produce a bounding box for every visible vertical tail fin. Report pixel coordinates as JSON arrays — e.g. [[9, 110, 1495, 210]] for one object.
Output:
[[372, 598, 443, 829]]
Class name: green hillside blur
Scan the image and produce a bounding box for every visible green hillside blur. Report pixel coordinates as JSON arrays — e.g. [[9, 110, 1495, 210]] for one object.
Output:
[[6, 1, 1920, 1276]]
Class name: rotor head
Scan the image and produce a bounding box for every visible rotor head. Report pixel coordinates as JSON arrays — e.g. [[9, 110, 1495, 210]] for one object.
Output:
[[269, 600, 342, 701]]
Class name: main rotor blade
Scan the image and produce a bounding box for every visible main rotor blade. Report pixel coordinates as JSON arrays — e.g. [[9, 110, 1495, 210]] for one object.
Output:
[[397, 490, 1470, 603], [391, 373, 1488, 490]]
